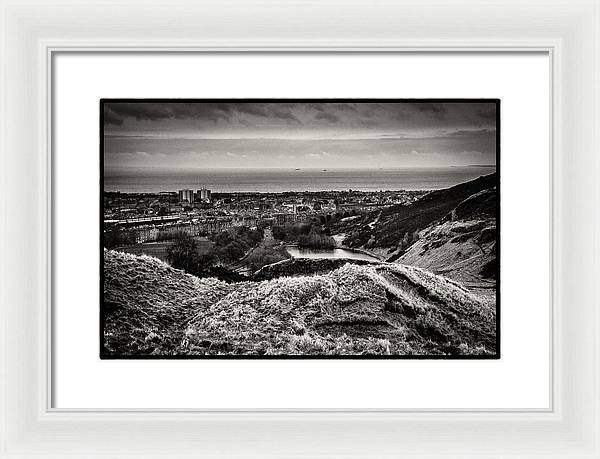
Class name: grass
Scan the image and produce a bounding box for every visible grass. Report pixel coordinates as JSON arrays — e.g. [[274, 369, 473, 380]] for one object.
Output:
[[116, 237, 213, 262], [103, 249, 496, 356], [102, 249, 234, 355], [396, 186, 497, 288]]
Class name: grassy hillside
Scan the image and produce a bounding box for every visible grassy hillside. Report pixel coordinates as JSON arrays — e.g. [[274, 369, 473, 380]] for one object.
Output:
[[397, 187, 497, 289], [342, 173, 497, 253], [103, 250, 235, 355], [103, 250, 496, 356]]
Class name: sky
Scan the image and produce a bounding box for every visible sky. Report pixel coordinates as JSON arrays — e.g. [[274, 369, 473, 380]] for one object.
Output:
[[103, 101, 497, 171]]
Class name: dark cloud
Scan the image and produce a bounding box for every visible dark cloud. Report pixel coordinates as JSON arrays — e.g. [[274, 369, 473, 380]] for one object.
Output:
[[103, 101, 498, 135], [315, 111, 340, 123], [414, 103, 448, 120], [269, 106, 301, 123], [476, 107, 497, 120], [104, 103, 230, 125], [103, 106, 123, 126], [306, 103, 344, 123], [234, 104, 269, 118], [103, 101, 499, 171], [103, 102, 302, 126], [107, 103, 177, 122]]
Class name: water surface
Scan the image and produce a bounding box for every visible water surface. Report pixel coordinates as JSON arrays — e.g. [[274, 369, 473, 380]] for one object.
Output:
[[104, 166, 496, 193], [285, 246, 379, 261]]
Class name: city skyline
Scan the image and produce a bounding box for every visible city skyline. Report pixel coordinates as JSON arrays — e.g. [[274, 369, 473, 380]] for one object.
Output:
[[103, 101, 498, 170]]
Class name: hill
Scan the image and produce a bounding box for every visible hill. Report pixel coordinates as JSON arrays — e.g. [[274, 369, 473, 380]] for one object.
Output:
[[340, 173, 497, 256], [397, 187, 497, 289], [103, 250, 496, 356]]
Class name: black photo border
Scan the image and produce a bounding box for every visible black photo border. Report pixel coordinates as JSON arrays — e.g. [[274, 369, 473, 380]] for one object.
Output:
[[100, 98, 500, 360]]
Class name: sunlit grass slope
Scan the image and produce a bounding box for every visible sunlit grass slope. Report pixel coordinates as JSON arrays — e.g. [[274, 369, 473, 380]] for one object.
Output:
[[103, 250, 496, 357]]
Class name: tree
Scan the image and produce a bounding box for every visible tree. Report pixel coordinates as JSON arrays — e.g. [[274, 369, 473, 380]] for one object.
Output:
[[396, 229, 420, 255], [402, 231, 410, 247], [246, 242, 291, 272], [412, 229, 420, 242], [297, 230, 336, 250], [272, 225, 287, 241], [166, 232, 201, 273], [103, 225, 136, 248], [197, 249, 217, 267]]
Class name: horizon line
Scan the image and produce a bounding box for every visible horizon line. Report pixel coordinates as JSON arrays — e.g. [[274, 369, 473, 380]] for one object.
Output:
[[103, 164, 497, 171]]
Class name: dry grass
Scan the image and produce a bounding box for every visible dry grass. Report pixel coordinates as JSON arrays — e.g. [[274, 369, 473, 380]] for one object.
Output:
[[103, 249, 234, 355], [398, 218, 497, 288], [103, 249, 496, 356]]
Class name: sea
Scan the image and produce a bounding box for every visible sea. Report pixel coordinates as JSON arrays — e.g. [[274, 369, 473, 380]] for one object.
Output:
[[103, 166, 496, 194]]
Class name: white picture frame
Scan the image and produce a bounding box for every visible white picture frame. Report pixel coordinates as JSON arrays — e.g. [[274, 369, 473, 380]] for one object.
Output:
[[0, 0, 598, 457]]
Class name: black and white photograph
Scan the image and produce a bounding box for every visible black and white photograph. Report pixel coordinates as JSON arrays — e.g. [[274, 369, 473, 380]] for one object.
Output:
[[101, 100, 499, 358]]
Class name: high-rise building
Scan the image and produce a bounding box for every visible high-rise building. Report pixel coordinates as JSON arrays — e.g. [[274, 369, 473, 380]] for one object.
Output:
[[197, 187, 212, 203], [178, 189, 195, 203]]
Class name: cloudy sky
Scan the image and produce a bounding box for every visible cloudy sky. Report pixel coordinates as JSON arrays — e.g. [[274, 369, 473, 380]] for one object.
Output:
[[103, 101, 497, 170]]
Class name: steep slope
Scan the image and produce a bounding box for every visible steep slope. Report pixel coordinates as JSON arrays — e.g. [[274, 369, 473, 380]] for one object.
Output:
[[397, 187, 497, 289], [103, 250, 496, 356], [341, 173, 497, 256]]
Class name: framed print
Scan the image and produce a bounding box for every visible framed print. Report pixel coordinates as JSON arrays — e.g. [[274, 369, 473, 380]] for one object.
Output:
[[54, 52, 546, 410], [1, 1, 599, 458]]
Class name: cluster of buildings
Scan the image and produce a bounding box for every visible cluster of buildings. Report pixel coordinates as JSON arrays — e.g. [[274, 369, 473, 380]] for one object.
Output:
[[103, 188, 428, 245], [178, 187, 212, 204]]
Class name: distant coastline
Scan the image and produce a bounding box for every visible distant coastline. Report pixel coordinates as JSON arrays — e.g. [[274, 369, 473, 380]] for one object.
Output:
[[104, 165, 497, 194]]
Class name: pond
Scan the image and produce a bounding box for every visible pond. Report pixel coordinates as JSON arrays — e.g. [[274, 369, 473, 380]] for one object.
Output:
[[285, 245, 379, 261]]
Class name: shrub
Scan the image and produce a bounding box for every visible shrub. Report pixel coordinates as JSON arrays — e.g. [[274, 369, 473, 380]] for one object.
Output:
[[166, 232, 202, 273], [246, 242, 292, 272], [297, 231, 336, 250], [272, 225, 287, 241], [271, 222, 312, 242], [103, 225, 136, 248], [210, 226, 264, 263], [394, 229, 420, 255]]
